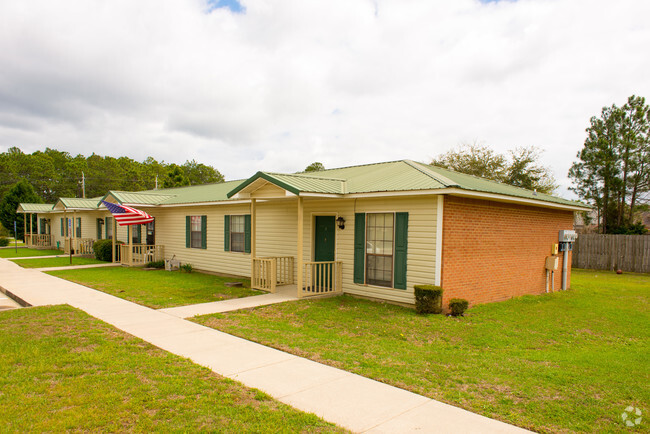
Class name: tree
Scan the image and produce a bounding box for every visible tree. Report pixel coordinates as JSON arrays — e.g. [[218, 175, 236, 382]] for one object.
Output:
[[304, 162, 325, 172], [569, 95, 650, 234], [0, 180, 42, 239], [162, 165, 191, 188], [432, 143, 557, 194], [182, 160, 224, 185]]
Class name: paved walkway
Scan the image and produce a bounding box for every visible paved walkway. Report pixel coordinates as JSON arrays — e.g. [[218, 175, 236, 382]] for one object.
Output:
[[33, 263, 121, 272], [159, 291, 297, 317], [0, 258, 530, 433], [6, 254, 62, 260]]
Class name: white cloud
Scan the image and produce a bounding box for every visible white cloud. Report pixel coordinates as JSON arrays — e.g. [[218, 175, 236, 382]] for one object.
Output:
[[0, 0, 649, 197]]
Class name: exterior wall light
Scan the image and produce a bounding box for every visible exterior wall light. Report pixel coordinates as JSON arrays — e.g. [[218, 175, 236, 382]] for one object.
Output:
[[336, 216, 346, 230]]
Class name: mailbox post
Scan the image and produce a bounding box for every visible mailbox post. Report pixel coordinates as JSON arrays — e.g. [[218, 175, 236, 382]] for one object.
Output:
[[558, 230, 577, 290]]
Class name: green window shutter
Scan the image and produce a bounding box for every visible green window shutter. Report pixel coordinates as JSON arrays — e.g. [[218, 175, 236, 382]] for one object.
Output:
[[224, 215, 230, 251], [353, 213, 366, 284], [244, 214, 251, 254], [394, 212, 409, 290], [201, 216, 207, 249], [60, 218, 64, 236], [76, 218, 81, 238], [105, 217, 110, 238], [185, 216, 191, 248], [96, 219, 102, 240]]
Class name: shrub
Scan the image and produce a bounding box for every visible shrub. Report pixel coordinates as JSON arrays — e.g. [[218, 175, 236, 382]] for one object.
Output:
[[146, 260, 165, 269], [93, 239, 123, 262], [414, 284, 443, 314], [0, 237, 9, 247], [448, 298, 469, 317], [179, 263, 193, 273]]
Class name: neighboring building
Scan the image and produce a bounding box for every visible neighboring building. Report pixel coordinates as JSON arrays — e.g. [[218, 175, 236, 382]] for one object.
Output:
[[17, 160, 589, 307]]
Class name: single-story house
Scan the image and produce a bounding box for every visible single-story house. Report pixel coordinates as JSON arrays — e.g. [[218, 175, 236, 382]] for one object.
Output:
[[17, 160, 589, 307]]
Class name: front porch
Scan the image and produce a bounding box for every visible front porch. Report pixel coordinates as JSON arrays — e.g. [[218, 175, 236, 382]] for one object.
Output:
[[119, 244, 165, 267], [239, 179, 345, 297], [24, 234, 53, 249], [252, 256, 343, 297], [63, 237, 95, 255]]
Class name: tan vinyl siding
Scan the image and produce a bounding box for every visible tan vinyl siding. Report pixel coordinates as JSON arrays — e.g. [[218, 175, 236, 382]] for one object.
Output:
[[250, 183, 290, 199], [296, 196, 438, 305], [255, 201, 299, 259], [150, 205, 251, 276]]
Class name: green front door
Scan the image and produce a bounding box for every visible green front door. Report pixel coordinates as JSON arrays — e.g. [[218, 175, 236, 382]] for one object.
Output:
[[314, 216, 335, 289]]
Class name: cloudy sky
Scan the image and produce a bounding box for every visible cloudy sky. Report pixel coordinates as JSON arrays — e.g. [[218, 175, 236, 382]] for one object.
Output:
[[1, 0, 649, 198]]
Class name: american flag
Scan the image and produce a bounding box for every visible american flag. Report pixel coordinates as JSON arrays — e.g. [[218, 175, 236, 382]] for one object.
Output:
[[101, 200, 154, 226]]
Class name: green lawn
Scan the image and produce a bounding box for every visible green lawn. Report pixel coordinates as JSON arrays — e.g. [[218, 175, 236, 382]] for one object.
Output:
[[0, 305, 341, 432], [0, 248, 62, 258], [47, 267, 260, 309], [11, 256, 106, 268], [193, 269, 650, 433]]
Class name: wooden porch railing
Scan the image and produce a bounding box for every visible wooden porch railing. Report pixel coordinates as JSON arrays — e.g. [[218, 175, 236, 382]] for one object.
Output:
[[25, 234, 52, 248], [252, 256, 295, 292], [301, 261, 342, 297], [252, 257, 277, 292], [64, 238, 95, 255], [120, 244, 165, 267]]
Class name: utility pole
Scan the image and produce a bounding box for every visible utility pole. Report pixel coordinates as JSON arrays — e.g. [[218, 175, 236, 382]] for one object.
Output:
[[82, 172, 86, 198], [155, 175, 158, 190]]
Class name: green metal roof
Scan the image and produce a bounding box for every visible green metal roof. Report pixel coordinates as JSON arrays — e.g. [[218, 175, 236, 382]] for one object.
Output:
[[16, 160, 589, 211], [103, 191, 177, 206], [227, 160, 588, 209], [17, 203, 54, 213], [56, 197, 101, 209]]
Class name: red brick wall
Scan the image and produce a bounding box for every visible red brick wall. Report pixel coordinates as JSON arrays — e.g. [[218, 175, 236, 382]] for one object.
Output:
[[441, 196, 574, 306]]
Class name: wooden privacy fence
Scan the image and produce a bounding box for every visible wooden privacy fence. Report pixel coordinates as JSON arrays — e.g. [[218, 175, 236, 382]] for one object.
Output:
[[572, 234, 650, 272]]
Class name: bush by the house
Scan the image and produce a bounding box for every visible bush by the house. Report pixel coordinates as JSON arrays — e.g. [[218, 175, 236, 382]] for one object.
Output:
[[414, 284, 443, 314], [448, 298, 469, 317], [93, 239, 123, 262], [0, 237, 9, 247], [146, 260, 165, 269], [179, 263, 193, 273]]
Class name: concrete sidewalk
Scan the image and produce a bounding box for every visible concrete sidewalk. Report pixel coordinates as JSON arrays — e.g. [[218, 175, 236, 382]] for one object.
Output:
[[0, 258, 530, 433], [159, 291, 298, 317], [33, 263, 121, 272]]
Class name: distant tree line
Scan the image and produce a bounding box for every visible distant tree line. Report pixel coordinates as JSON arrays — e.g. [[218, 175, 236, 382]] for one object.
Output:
[[0, 147, 224, 204], [0, 147, 224, 236]]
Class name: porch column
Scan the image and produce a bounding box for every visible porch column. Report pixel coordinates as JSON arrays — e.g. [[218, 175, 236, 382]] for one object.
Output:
[[63, 210, 67, 252], [73, 210, 77, 254], [296, 196, 303, 298], [30, 213, 33, 244], [112, 217, 117, 263], [128, 226, 133, 266], [250, 198, 256, 281], [23, 213, 27, 243]]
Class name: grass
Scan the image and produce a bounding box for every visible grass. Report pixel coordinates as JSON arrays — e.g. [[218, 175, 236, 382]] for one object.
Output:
[[47, 267, 260, 309], [193, 269, 650, 433], [11, 256, 106, 268], [0, 248, 62, 258], [0, 305, 341, 432]]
